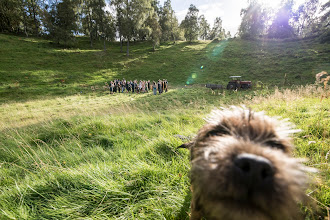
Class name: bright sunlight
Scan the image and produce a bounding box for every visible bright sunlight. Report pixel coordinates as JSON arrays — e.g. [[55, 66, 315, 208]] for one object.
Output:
[[259, 0, 307, 10]]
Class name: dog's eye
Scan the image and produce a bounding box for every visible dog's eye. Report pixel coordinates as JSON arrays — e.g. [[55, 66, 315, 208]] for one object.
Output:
[[207, 127, 230, 137], [265, 140, 285, 150]]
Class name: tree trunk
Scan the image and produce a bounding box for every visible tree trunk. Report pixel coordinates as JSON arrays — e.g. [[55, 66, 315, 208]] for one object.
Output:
[[126, 39, 129, 56], [120, 35, 123, 52], [90, 33, 93, 48], [21, 0, 28, 37], [88, 11, 93, 48], [31, 0, 38, 36], [103, 37, 106, 51]]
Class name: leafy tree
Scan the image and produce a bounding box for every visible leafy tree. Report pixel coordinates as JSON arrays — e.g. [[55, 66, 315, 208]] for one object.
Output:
[[226, 30, 231, 38], [94, 0, 113, 51], [268, 0, 295, 39], [293, 0, 320, 37], [0, 0, 45, 36], [25, 0, 42, 35], [170, 15, 183, 42], [209, 17, 225, 40], [0, 0, 22, 33], [317, 1, 330, 43], [81, 0, 115, 50], [159, 0, 171, 41], [112, 0, 153, 56], [159, 0, 178, 42], [181, 4, 199, 42], [148, 12, 162, 51], [161, 1, 181, 43], [111, 0, 125, 52], [238, 0, 267, 39], [198, 14, 210, 40], [43, 0, 79, 45], [103, 11, 116, 48], [158, 0, 180, 42], [81, 0, 95, 47]]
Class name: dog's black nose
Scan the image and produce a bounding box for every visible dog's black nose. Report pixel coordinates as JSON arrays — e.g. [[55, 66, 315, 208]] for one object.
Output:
[[234, 153, 274, 185]]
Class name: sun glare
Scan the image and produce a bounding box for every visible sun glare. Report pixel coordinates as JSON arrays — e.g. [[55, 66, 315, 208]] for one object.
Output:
[[258, 0, 282, 9], [259, 0, 308, 10]]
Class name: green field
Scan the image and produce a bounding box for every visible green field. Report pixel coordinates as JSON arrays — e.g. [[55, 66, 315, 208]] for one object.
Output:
[[0, 34, 329, 219], [1, 34, 329, 103]]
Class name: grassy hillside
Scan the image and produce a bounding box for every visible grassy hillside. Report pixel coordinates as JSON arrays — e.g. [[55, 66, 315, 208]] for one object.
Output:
[[0, 34, 329, 219], [0, 34, 329, 103]]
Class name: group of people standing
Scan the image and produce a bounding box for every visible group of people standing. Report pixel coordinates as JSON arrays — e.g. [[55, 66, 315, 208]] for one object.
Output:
[[105, 79, 168, 95]]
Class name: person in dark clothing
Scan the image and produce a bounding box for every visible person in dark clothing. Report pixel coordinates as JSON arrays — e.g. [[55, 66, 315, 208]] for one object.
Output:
[[153, 81, 157, 95], [114, 80, 117, 93], [126, 81, 130, 92], [121, 79, 126, 93], [134, 80, 138, 93], [158, 80, 161, 94], [110, 81, 114, 94], [162, 79, 165, 93], [117, 81, 121, 93], [164, 79, 168, 92]]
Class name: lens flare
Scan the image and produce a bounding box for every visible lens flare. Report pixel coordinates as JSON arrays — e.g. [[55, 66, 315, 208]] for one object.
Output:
[[210, 40, 228, 60]]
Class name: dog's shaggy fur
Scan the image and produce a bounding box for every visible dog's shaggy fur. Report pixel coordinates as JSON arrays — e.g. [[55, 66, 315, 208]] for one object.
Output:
[[180, 107, 311, 220]]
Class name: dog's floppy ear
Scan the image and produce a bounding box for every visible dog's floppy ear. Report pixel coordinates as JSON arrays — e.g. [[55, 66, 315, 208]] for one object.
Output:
[[177, 141, 194, 149]]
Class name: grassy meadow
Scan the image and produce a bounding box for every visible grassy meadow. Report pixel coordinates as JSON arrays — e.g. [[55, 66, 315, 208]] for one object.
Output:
[[0, 34, 329, 219]]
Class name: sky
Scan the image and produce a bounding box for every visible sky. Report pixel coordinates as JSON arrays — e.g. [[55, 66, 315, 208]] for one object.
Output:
[[159, 0, 326, 36]]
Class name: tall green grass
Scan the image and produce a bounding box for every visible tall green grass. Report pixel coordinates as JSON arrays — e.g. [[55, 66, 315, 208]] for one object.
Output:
[[0, 85, 329, 219], [0, 34, 329, 219], [0, 34, 329, 103]]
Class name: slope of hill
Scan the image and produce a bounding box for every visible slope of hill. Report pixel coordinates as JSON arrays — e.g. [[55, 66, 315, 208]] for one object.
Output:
[[0, 34, 329, 103], [0, 34, 329, 219]]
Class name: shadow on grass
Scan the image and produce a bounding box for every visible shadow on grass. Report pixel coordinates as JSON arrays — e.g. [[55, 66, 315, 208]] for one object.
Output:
[[0, 36, 217, 104], [175, 188, 192, 220], [154, 142, 178, 161]]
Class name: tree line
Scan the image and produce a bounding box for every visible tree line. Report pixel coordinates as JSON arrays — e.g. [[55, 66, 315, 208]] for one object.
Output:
[[239, 0, 329, 43], [1, 0, 329, 54]]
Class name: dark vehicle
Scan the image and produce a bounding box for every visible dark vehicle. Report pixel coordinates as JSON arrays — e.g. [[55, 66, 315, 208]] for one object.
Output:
[[205, 84, 223, 90], [205, 84, 223, 94], [226, 76, 252, 90]]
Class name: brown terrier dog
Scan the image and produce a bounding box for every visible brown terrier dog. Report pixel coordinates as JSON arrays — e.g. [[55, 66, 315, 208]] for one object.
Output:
[[179, 106, 311, 220]]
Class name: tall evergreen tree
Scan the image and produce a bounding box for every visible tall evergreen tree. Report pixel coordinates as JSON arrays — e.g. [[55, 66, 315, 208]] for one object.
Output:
[[198, 14, 210, 40], [81, 0, 96, 47], [0, 0, 22, 33], [239, 0, 267, 39], [112, 0, 152, 56], [111, 0, 125, 52], [43, 0, 79, 45], [268, 0, 295, 39], [94, 0, 111, 50], [159, 0, 174, 41], [26, 0, 42, 35], [81, 0, 115, 50], [317, 1, 330, 42], [226, 30, 231, 38], [293, 0, 320, 37], [209, 17, 225, 40], [104, 11, 116, 42], [169, 14, 182, 42], [160, 0, 181, 43], [181, 4, 199, 42], [148, 12, 162, 51]]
